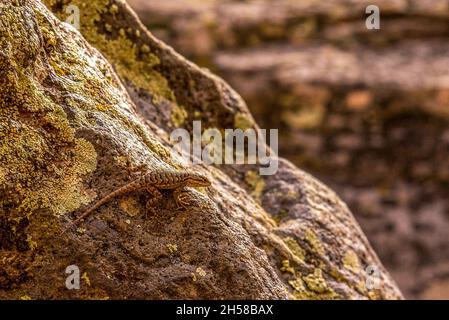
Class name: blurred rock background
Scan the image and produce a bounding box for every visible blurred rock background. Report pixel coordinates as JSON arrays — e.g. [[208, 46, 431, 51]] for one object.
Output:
[[127, 0, 449, 299]]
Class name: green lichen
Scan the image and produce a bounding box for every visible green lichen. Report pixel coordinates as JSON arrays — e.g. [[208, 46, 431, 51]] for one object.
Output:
[[298, 269, 340, 299], [288, 277, 305, 292], [286, 267, 340, 300], [303, 229, 326, 256], [273, 209, 289, 225], [21, 138, 98, 216], [43, 0, 174, 160], [0, 1, 182, 300], [283, 237, 306, 263], [1, 0, 175, 227], [26, 235, 38, 251], [234, 112, 255, 130], [342, 250, 361, 274], [329, 267, 350, 284], [167, 243, 178, 254], [108, 3, 119, 14], [0, 3, 99, 218], [356, 280, 368, 295], [171, 104, 188, 127], [196, 267, 207, 277], [303, 268, 328, 293], [43, 0, 175, 102], [82, 272, 91, 286], [280, 260, 295, 275], [245, 170, 265, 203], [47, 1, 171, 161]]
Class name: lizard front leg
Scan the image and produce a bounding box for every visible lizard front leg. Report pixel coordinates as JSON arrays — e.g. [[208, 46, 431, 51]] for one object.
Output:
[[145, 186, 163, 215], [173, 187, 201, 209]]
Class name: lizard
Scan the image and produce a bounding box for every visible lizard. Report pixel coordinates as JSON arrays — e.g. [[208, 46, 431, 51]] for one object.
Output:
[[62, 169, 211, 234]]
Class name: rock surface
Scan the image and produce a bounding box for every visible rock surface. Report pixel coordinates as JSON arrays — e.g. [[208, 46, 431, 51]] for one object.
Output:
[[0, 0, 402, 299], [128, 0, 449, 299]]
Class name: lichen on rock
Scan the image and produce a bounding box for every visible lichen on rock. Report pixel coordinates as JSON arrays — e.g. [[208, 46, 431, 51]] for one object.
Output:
[[0, 0, 403, 300], [0, 1, 98, 218]]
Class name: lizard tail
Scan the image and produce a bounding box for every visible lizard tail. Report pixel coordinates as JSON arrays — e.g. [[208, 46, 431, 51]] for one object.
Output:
[[60, 180, 142, 235]]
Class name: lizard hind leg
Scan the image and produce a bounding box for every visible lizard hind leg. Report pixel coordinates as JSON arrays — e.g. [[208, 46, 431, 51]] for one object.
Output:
[[145, 186, 163, 216]]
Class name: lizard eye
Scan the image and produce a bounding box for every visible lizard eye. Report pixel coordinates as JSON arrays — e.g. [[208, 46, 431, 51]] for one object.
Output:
[[199, 176, 211, 186]]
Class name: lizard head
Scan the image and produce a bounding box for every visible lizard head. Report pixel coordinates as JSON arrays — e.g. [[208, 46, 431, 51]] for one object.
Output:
[[185, 172, 211, 187]]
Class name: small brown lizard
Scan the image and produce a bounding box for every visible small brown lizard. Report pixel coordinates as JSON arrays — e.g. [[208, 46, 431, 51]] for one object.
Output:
[[62, 169, 211, 233]]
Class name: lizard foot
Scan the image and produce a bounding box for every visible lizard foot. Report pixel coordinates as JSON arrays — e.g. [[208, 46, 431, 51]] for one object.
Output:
[[145, 186, 163, 216], [174, 187, 202, 210]]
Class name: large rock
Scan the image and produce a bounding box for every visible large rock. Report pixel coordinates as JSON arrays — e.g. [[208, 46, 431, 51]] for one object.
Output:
[[0, 0, 402, 299], [128, 0, 449, 298]]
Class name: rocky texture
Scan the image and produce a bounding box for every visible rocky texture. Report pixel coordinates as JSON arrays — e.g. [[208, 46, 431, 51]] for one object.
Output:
[[129, 0, 449, 62], [127, 0, 449, 299], [0, 0, 402, 299]]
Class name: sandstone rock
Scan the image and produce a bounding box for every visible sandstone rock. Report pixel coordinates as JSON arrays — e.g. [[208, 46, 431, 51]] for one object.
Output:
[[127, 0, 449, 298], [0, 0, 402, 299]]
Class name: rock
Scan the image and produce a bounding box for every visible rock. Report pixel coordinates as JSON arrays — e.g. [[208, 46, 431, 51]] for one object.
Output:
[[127, 0, 449, 299], [128, 0, 449, 58], [0, 0, 402, 299]]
